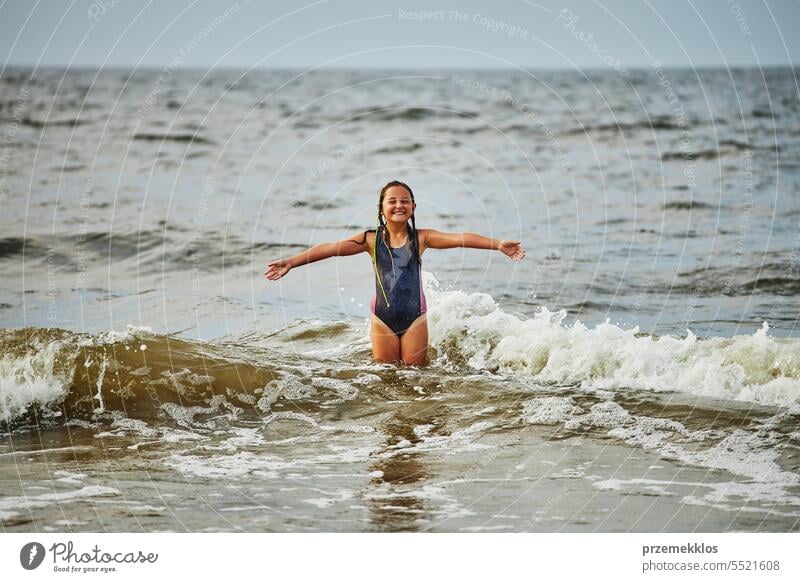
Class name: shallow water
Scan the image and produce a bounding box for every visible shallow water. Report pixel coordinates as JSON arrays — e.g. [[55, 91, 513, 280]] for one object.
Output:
[[2, 286, 800, 531], [1, 66, 799, 531]]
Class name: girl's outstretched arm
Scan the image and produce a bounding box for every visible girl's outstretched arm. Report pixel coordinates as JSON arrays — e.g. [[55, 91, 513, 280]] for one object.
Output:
[[422, 229, 525, 261], [265, 231, 370, 280]]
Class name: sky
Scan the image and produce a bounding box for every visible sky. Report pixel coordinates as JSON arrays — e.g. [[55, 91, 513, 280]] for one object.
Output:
[[1, 0, 798, 71]]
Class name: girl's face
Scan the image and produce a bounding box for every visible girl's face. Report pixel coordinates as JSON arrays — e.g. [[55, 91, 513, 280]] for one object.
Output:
[[381, 185, 415, 224]]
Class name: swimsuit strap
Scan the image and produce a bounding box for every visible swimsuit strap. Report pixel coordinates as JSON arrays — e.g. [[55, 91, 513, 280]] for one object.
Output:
[[372, 224, 391, 307], [413, 225, 421, 266]]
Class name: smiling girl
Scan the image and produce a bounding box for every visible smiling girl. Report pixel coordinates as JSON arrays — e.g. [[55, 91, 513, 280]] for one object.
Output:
[[265, 180, 525, 366]]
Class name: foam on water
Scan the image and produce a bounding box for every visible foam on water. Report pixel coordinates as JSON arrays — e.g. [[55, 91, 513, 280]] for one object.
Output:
[[522, 393, 800, 512], [596, 477, 800, 518], [0, 336, 76, 422], [2, 273, 799, 430], [0, 326, 164, 425], [424, 278, 800, 407], [164, 444, 379, 481], [0, 485, 119, 520], [522, 397, 583, 425]]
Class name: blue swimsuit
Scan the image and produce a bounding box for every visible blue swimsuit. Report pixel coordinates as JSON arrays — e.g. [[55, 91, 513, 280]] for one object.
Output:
[[370, 226, 427, 337]]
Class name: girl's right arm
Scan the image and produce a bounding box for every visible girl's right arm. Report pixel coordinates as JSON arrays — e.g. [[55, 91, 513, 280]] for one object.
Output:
[[265, 231, 371, 281]]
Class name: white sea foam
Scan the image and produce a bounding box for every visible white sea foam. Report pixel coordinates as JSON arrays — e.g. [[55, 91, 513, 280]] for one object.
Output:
[[525, 397, 794, 485], [163, 451, 285, 479], [0, 338, 76, 423], [302, 489, 354, 509], [311, 376, 359, 401], [523, 396, 800, 510], [319, 423, 375, 433], [0, 485, 119, 520], [0, 324, 160, 424], [377, 420, 495, 460], [53, 471, 87, 485], [522, 396, 583, 425], [77, 324, 154, 347], [263, 411, 318, 426], [165, 444, 378, 480], [425, 282, 800, 407], [595, 476, 800, 517]]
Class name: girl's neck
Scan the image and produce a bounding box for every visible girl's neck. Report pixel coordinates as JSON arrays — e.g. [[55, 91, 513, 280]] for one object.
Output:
[[383, 221, 408, 240]]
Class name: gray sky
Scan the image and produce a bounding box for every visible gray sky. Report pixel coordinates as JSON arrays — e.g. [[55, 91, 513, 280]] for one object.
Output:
[[1, 0, 798, 70]]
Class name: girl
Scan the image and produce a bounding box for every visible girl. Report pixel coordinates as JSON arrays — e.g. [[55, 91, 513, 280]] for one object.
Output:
[[265, 180, 525, 366]]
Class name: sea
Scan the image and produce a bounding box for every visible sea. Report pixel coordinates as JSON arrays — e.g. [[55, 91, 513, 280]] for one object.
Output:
[[1, 66, 799, 532]]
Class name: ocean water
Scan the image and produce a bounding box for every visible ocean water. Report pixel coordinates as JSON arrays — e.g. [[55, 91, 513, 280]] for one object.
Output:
[[1, 67, 799, 532]]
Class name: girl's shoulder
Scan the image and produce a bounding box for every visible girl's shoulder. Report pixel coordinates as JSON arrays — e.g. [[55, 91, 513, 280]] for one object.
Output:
[[349, 228, 377, 252], [351, 228, 377, 238]]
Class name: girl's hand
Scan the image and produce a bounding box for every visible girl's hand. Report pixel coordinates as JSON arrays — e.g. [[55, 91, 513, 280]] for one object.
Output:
[[499, 240, 525, 261], [265, 259, 292, 280]]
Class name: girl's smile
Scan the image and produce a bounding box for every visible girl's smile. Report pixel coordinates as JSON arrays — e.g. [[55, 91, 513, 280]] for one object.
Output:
[[382, 189, 415, 222]]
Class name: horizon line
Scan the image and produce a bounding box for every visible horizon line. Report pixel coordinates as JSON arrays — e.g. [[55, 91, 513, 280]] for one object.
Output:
[[2, 63, 798, 73]]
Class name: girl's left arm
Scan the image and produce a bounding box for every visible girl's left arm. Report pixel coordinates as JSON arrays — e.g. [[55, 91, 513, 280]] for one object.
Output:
[[422, 229, 525, 261]]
